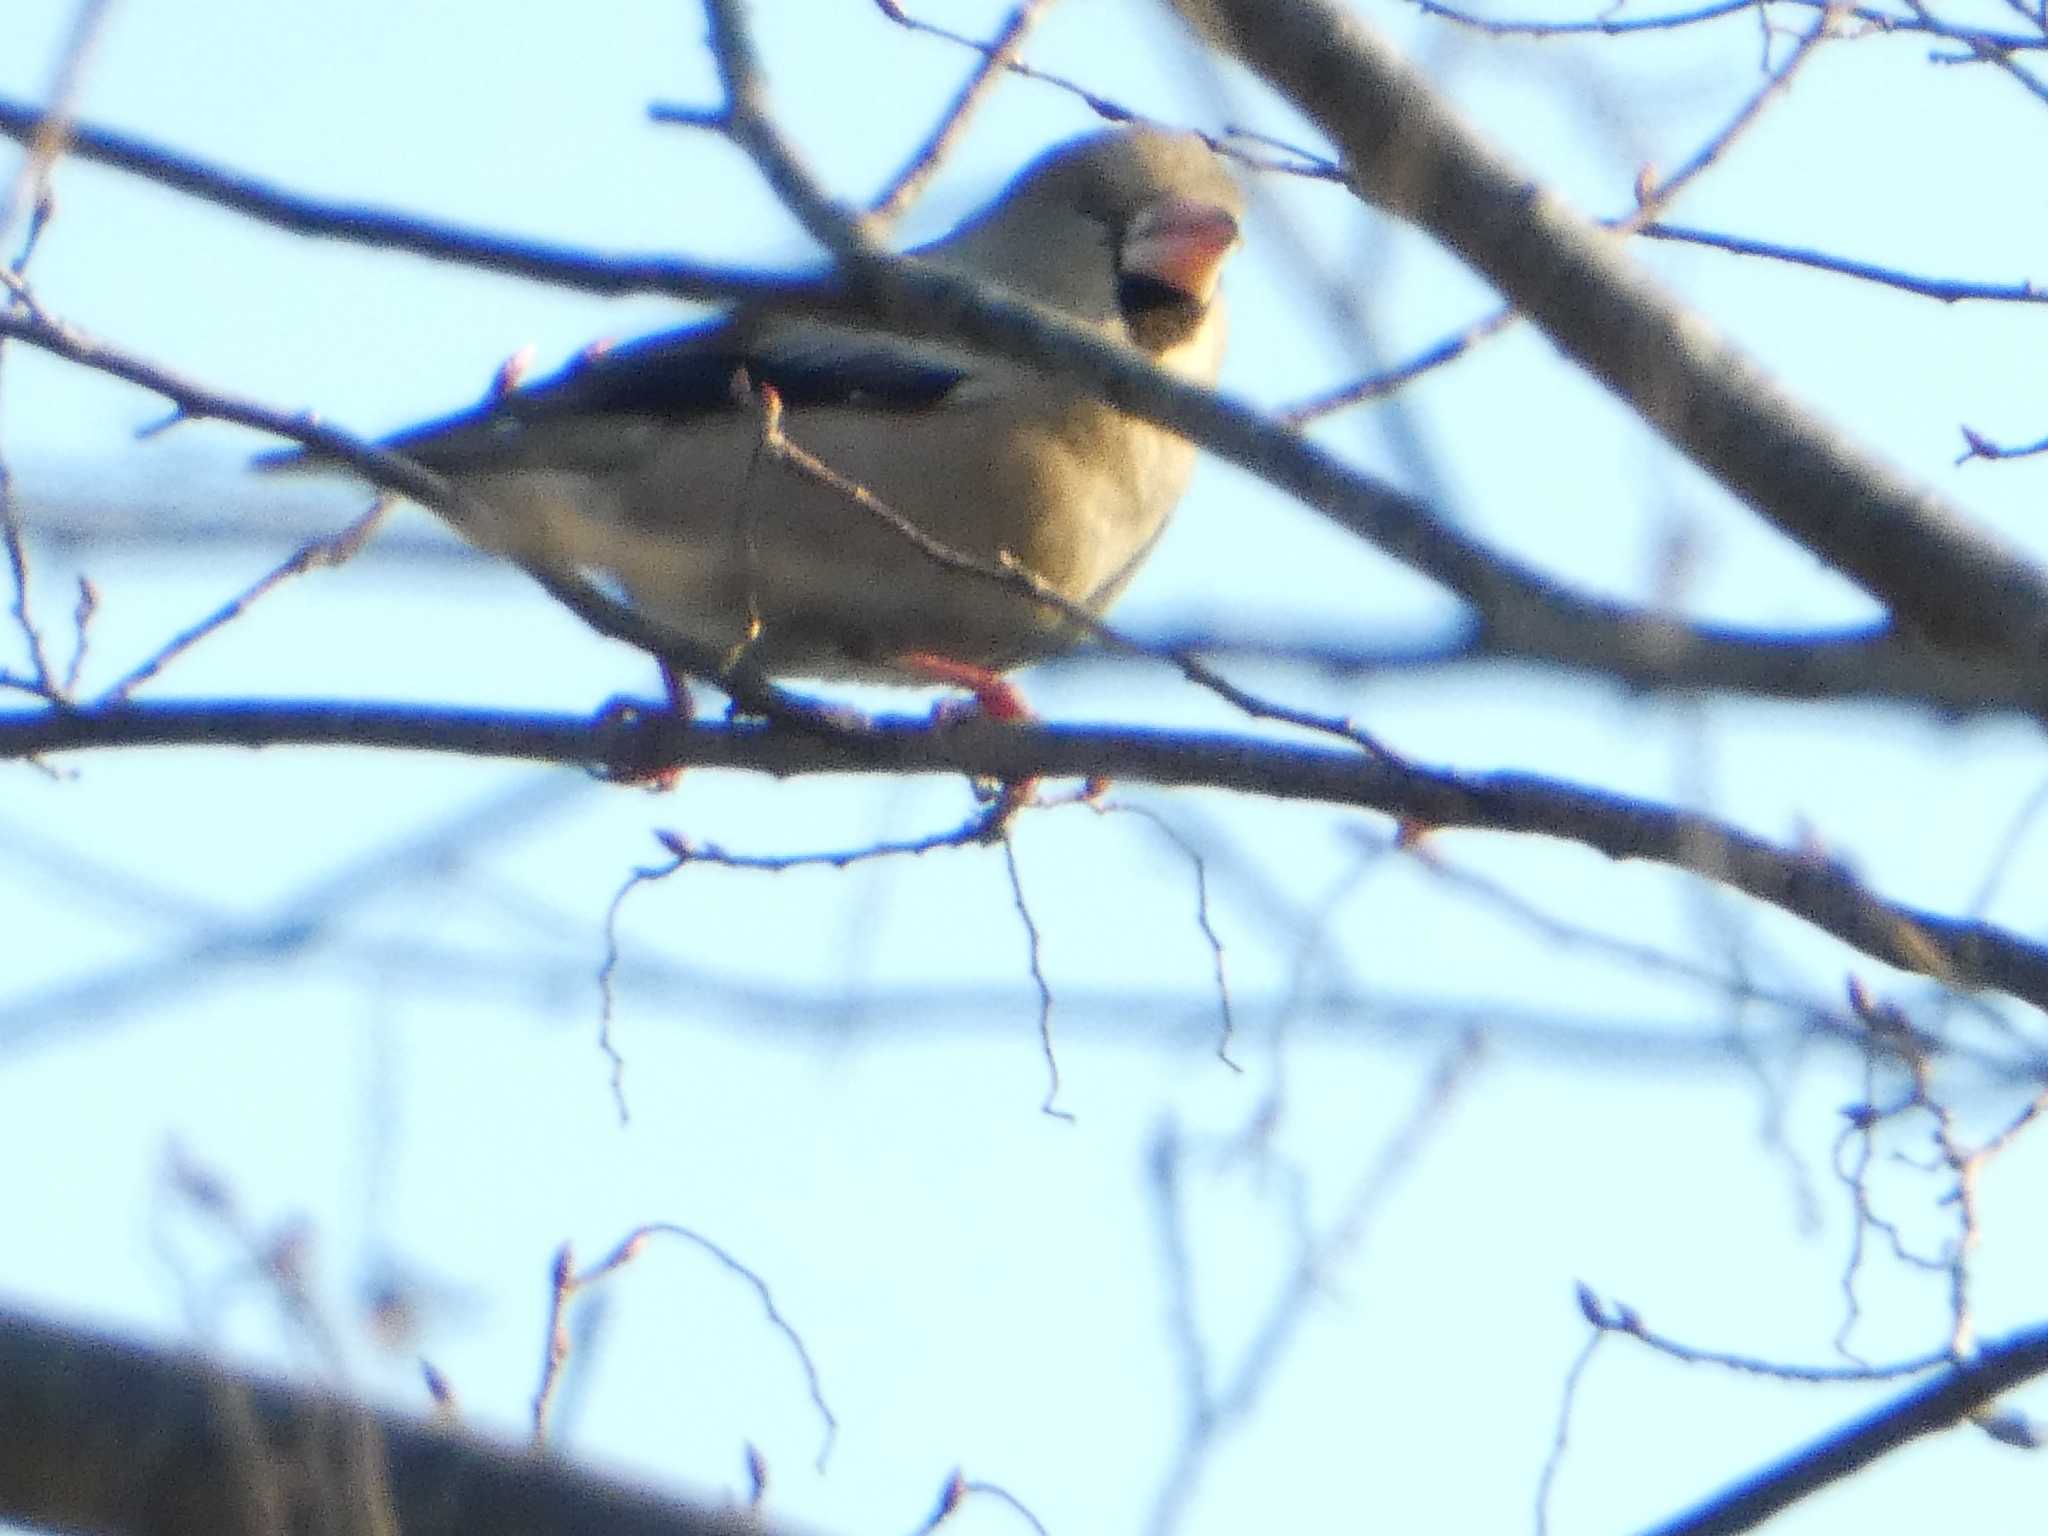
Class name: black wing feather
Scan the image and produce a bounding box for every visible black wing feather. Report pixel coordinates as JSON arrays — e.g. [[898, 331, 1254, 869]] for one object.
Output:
[[475, 321, 968, 425], [355, 318, 973, 472]]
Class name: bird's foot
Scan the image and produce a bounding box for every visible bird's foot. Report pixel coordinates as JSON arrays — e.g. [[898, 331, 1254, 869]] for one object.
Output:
[[897, 651, 1039, 824], [593, 675, 694, 790]]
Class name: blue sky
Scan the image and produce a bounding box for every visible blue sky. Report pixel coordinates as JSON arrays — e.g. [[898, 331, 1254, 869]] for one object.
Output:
[[6, 2, 2048, 1533]]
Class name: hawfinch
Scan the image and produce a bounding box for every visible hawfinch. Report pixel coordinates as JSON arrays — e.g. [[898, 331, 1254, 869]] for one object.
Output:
[[340, 127, 1243, 681]]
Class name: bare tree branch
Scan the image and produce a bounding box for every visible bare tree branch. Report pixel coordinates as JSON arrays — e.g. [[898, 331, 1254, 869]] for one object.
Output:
[[700, 0, 883, 261], [1408, 0, 2048, 53], [868, 1, 1058, 222], [1284, 3, 1836, 420], [7, 697, 2048, 1020], [1641, 1320, 2048, 1536], [0, 1307, 799, 1536], [1641, 222, 2048, 304], [1176, 0, 2048, 655], [867, 0, 1146, 129]]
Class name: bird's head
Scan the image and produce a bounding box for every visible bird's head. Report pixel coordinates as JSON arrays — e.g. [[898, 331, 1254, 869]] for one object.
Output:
[[933, 126, 1245, 361]]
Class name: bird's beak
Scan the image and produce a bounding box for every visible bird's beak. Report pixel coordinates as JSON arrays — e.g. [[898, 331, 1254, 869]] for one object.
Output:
[[1121, 196, 1241, 304]]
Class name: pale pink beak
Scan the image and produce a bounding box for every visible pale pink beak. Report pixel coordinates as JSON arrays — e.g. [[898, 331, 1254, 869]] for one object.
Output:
[[1121, 195, 1241, 303]]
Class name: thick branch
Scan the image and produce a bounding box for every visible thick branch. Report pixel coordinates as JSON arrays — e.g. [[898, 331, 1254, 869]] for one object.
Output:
[[0, 1307, 793, 1536], [7, 698, 2048, 1015], [1643, 1321, 2048, 1536], [1349, 617, 2048, 719], [0, 96, 809, 305], [1176, 0, 2048, 655]]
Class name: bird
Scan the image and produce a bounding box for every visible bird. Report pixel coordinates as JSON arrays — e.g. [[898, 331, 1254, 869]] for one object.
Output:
[[306, 127, 1243, 700]]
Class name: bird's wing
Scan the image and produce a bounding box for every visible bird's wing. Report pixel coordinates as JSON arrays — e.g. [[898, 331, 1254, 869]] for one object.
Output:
[[380, 313, 976, 475]]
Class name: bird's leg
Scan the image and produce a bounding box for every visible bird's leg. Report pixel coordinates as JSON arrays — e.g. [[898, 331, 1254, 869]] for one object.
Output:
[[896, 651, 1037, 829], [895, 652, 1031, 722], [896, 656, 1115, 811], [659, 656, 693, 716], [635, 658, 696, 792]]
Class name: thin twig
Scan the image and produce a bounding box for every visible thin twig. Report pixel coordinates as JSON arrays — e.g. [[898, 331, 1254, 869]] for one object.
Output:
[[1535, 1326, 1605, 1535], [702, 0, 880, 259], [1145, 1035, 1482, 1535], [870, 0, 1144, 126], [100, 498, 394, 700], [1090, 799, 1241, 1070], [1903, 0, 2048, 103], [530, 1223, 837, 1470], [1410, 0, 2047, 49], [0, 0, 117, 247], [596, 804, 1030, 1121], [1617, 5, 1839, 232], [0, 0, 119, 700], [869, 1, 1058, 224], [531, 1244, 577, 1445], [911, 1470, 1053, 1536], [754, 396, 1399, 760], [1283, 7, 1836, 423], [1578, 1284, 1956, 1383], [1280, 305, 1517, 422], [1001, 833, 1073, 1120], [1641, 223, 2048, 304]]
